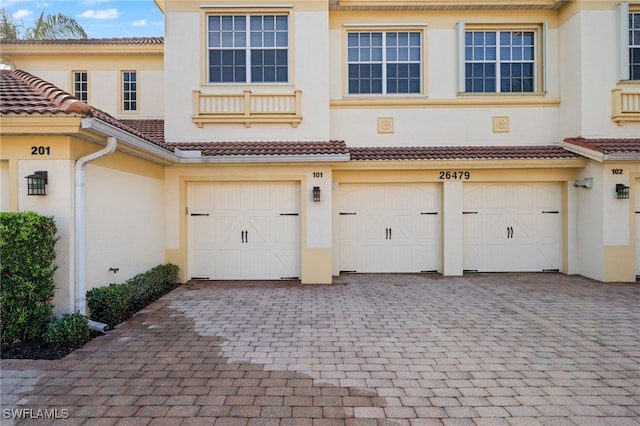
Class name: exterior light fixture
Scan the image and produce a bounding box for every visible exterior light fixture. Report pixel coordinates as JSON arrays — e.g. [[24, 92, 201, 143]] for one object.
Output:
[[616, 184, 630, 200], [312, 186, 321, 202], [25, 171, 48, 196]]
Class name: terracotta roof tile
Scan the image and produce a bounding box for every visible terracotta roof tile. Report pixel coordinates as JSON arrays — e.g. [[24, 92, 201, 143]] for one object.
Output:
[[167, 141, 349, 157], [563, 137, 640, 154], [119, 119, 165, 145], [349, 145, 581, 161], [0, 37, 163, 45], [0, 69, 91, 115]]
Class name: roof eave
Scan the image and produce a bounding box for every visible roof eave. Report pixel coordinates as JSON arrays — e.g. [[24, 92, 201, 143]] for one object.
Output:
[[561, 142, 605, 162], [82, 117, 179, 165], [178, 153, 351, 164], [603, 153, 640, 161]]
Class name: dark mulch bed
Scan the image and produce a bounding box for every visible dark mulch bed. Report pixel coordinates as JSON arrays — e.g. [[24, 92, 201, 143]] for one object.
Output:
[[1, 332, 102, 360]]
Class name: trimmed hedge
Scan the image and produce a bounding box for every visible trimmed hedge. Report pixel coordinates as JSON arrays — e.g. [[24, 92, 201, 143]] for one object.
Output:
[[0, 212, 58, 343], [87, 263, 180, 329], [44, 312, 91, 348]]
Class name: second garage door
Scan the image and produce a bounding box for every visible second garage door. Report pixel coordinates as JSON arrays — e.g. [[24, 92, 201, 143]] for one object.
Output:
[[188, 182, 300, 280], [463, 183, 561, 272], [338, 183, 440, 273]]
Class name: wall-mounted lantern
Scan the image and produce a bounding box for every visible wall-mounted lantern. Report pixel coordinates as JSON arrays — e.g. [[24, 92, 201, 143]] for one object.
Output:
[[25, 171, 48, 196], [312, 186, 321, 202], [616, 184, 630, 199]]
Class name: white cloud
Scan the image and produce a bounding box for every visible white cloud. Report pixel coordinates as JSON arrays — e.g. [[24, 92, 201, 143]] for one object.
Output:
[[12, 8, 32, 19], [77, 8, 120, 20], [132, 19, 146, 27], [35, 2, 51, 7]]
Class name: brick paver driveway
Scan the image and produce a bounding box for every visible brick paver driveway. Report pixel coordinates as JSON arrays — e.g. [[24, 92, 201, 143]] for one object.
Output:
[[2, 273, 639, 425]]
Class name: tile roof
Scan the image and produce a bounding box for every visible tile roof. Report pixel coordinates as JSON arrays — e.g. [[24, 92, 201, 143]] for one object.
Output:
[[0, 37, 164, 45], [119, 119, 165, 145], [563, 137, 640, 154], [0, 69, 168, 149], [0, 69, 92, 115], [349, 145, 582, 161], [167, 141, 349, 157]]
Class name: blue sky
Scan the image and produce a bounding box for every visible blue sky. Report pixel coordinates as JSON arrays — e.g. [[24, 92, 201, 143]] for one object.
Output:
[[0, 0, 164, 38]]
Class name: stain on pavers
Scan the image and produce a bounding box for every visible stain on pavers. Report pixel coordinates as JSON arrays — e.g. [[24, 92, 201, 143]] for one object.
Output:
[[1, 273, 639, 425]]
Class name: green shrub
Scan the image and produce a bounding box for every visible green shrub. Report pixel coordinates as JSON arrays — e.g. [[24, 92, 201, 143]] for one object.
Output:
[[44, 312, 90, 348], [87, 263, 180, 329], [0, 212, 58, 343], [86, 283, 131, 329]]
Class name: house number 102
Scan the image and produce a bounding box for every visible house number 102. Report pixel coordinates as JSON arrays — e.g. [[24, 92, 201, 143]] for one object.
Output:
[[313, 172, 323, 178]]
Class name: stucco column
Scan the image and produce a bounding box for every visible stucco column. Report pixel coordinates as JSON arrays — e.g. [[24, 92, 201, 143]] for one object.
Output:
[[442, 181, 463, 276]]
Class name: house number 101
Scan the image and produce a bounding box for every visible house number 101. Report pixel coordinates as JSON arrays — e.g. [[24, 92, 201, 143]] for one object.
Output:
[[313, 172, 323, 178]]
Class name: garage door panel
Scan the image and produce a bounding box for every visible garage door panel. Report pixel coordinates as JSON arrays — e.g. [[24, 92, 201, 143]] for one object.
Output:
[[189, 182, 300, 280], [339, 183, 441, 273], [217, 250, 242, 278], [386, 245, 415, 272], [191, 249, 215, 278], [215, 185, 241, 211], [215, 216, 242, 245], [636, 185, 640, 276], [536, 214, 560, 240], [362, 245, 387, 272], [416, 246, 439, 271], [512, 214, 535, 240], [463, 183, 561, 272], [191, 216, 216, 247], [190, 183, 216, 211], [273, 249, 299, 278]]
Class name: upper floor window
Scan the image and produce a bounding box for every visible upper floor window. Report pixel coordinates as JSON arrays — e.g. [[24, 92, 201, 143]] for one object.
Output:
[[465, 30, 535, 93], [73, 71, 88, 102], [631, 11, 640, 80], [347, 31, 421, 94], [207, 15, 289, 83], [122, 71, 137, 112]]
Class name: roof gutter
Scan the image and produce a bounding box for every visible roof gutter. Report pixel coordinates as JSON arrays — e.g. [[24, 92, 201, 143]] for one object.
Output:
[[603, 153, 640, 161], [81, 117, 180, 164], [177, 153, 351, 163]]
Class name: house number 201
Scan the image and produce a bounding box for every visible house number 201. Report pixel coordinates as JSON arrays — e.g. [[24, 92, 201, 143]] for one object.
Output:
[[313, 172, 323, 178], [31, 146, 50, 155]]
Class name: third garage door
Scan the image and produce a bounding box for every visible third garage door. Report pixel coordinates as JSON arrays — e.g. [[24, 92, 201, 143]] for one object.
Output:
[[463, 183, 561, 272], [338, 183, 440, 273]]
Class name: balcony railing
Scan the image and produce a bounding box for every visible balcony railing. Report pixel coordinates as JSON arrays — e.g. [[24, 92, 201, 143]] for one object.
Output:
[[612, 86, 640, 125], [192, 90, 302, 128]]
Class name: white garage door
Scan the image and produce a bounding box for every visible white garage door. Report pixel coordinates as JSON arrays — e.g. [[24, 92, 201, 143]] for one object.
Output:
[[635, 183, 640, 276], [338, 183, 440, 273], [188, 182, 300, 280], [463, 183, 561, 272]]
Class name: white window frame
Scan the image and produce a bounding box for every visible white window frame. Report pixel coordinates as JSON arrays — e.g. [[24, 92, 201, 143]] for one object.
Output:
[[346, 30, 423, 95], [72, 71, 88, 102], [457, 22, 547, 94], [122, 71, 137, 112], [206, 14, 289, 84]]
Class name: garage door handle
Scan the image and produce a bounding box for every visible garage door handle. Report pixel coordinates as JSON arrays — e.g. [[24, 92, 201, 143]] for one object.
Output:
[[190, 213, 209, 216], [385, 228, 389, 239], [507, 226, 513, 239], [241, 230, 248, 243]]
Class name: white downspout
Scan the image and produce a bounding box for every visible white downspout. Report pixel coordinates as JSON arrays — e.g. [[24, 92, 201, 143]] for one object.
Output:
[[75, 137, 117, 326]]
